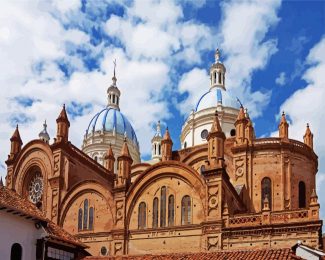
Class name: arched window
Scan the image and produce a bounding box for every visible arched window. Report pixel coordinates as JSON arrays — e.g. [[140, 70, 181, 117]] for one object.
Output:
[[78, 208, 83, 230], [11, 243, 22, 260], [299, 181, 306, 208], [261, 178, 272, 210], [153, 197, 159, 228], [230, 129, 236, 136], [168, 195, 174, 226], [158, 144, 161, 155], [89, 207, 94, 230], [181, 195, 191, 225], [112, 95, 115, 104], [138, 202, 146, 229], [214, 72, 217, 84], [154, 144, 157, 155], [160, 186, 166, 227], [83, 199, 88, 230], [218, 72, 221, 84]]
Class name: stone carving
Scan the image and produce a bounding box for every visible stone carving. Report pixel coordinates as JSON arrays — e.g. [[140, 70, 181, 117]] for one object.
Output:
[[207, 185, 219, 216], [207, 236, 219, 250], [115, 200, 124, 225], [235, 158, 244, 180], [53, 154, 60, 176], [51, 188, 58, 221], [114, 242, 123, 255]]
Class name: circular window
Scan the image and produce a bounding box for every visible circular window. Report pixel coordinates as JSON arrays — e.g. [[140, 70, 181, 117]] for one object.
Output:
[[200, 165, 205, 174], [230, 129, 236, 136], [201, 129, 208, 139], [101, 246, 108, 256], [28, 173, 43, 204]]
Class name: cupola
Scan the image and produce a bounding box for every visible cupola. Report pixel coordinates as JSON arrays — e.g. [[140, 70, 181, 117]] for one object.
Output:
[[210, 49, 226, 90], [39, 120, 50, 144], [107, 60, 121, 110]]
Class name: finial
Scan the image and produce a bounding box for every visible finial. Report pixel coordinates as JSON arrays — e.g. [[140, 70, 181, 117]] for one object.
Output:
[[236, 97, 243, 108], [215, 49, 220, 63], [307, 123, 309, 128], [124, 131, 127, 139], [112, 59, 117, 85], [156, 120, 162, 137]]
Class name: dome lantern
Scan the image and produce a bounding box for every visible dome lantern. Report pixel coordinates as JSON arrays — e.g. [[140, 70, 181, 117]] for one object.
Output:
[[107, 59, 121, 110], [39, 120, 50, 143], [210, 49, 226, 90]]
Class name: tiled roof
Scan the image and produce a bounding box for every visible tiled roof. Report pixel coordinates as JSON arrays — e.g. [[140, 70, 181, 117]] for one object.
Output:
[[84, 248, 302, 260], [0, 186, 85, 248]]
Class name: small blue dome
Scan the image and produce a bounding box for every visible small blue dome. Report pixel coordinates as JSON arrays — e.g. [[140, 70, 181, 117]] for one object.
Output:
[[195, 87, 239, 112], [86, 107, 138, 145]]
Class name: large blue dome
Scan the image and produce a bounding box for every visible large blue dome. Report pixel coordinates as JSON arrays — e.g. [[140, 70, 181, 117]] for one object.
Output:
[[195, 87, 239, 112], [86, 107, 138, 145]]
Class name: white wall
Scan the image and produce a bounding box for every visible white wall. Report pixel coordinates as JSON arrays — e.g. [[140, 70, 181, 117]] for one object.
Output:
[[0, 211, 42, 260]]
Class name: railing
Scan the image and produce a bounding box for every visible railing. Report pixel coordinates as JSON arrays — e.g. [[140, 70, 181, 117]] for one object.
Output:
[[228, 214, 262, 227], [271, 209, 308, 224], [226, 209, 310, 228], [253, 138, 281, 145]]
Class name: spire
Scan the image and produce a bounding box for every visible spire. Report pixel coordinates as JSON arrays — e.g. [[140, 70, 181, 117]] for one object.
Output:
[[163, 127, 172, 141], [56, 105, 70, 143], [310, 188, 318, 206], [107, 59, 121, 110], [215, 49, 220, 63], [279, 111, 289, 140], [304, 123, 313, 149], [237, 105, 246, 120], [104, 143, 115, 172], [121, 138, 131, 157], [262, 196, 270, 211], [161, 127, 173, 161], [210, 111, 222, 133], [0, 177, 3, 187], [9, 125, 23, 160], [39, 120, 50, 143]]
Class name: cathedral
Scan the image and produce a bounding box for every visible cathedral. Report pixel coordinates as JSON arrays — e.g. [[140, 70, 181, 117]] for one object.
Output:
[[3, 49, 323, 257]]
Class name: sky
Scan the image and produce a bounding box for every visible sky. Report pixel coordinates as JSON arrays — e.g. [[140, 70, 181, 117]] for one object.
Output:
[[0, 0, 324, 218]]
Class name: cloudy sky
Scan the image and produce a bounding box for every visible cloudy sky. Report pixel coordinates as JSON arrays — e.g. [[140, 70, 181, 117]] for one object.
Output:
[[0, 0, 324, 218]]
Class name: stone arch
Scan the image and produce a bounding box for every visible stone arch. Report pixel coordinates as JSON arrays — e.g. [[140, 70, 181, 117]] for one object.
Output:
[[126, 161, 207, 229], [59, 180, 115, 233], [12, 140, 53, 211]]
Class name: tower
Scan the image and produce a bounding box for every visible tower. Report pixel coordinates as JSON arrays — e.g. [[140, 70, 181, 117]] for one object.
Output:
[[116, 138, 133, 187], [39, 120, 50, 143], [55, 105, 70, 143], [104, 144, 115, 172], [207, 111, 226, 169], [303, 123, 313, 149], [279, 111, 289, 140], [210, 49, 226, 90], [235, 106, 247, 145], [161, 127, 173, 161], [151, 121, 162, 161], [9, 125, 23, 160]]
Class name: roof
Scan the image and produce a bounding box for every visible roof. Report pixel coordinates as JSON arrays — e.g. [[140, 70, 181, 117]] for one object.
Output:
[[195, 87, 239, 112], [0, 186, 85, 248], [86, 107, 138, 145], [84, 248, 302, 260]]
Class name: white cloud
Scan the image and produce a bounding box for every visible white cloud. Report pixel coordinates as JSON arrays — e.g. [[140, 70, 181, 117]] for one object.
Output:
[[176, 0, 281, 118], [277, 36, 325, 219], [218, 0, 281, 118], [275, 72, 287, 86]]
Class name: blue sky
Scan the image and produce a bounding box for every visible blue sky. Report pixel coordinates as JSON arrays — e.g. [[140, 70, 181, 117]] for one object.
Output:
[[0, 0, 324, 218]]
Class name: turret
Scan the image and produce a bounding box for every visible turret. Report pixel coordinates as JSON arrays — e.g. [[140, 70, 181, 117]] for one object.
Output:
[[107, 60, 121, 110], [39, 120, 50, 143], [303, 123, 313, 149], [161, 127, 173, 161], [151, 121, 162, 161], [9, 125, 23, 160], [210, 49, 226, 90], [279, 111, 289, 140], [245, 109, 255, 144], [116, 138, 133, 187], [55, 104, 70, 143], [235, 106, 247, 145], [104, 144, 115, 172], [207, 111, 225, 168]]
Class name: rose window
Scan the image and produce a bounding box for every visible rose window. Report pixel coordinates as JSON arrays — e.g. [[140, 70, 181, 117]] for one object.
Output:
[[28, 173, 43, 204]]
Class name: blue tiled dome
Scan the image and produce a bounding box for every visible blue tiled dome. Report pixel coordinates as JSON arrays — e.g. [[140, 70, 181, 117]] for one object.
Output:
[[195, 87, 239, 112], [86, 107, 138, 145]]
